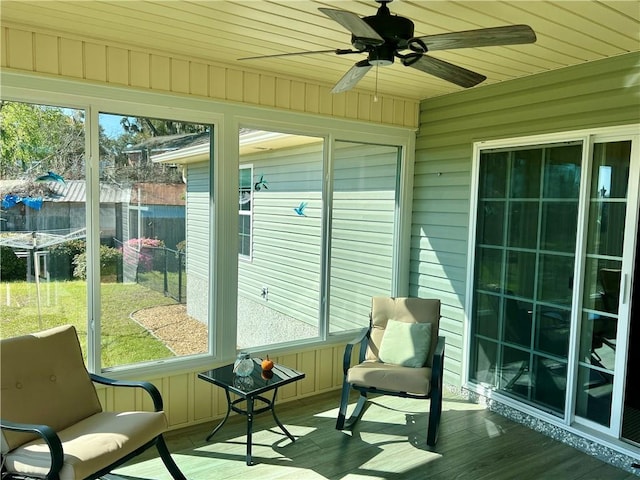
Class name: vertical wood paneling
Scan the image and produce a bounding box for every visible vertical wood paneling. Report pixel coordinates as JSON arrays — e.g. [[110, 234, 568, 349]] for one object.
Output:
[[34, 33, 58, 74], [279, 353, 299, 400], [59, 38, 83, 78], [243, 71, 260, 104], [168, 374, 189, 426], [113, 384, 137, 412], [209, 65, 227, 99], [107, 47, 129, 86], [411, 52, 640, 387], [275, 78, 291, 109], [150, 54, 170, 91], [357, 93, 371, 121], [189, 61, 208, 97], [317, 347, 335, 391], [318, 86, 333, 116], [84, 43, 106, 81], [193, 376, 214, 421], [299, 350, 316, 395], [381, 97, 394, 124], [392, 99, 405, 126], [332, 93, 346, 118], [7, 29, 33, 71], [344, 91, 358, 120], [171, 58, 190, 94], [1, 28, 7, 67], [226, 69, 243, 102], [2, 25, 418, 127], [94, 341, 348, 430], [370, 96, 382, 124], [259, 74, 276, 106], [290, 80, 305, 112], [305, 84, 319, 113], [130, 51, 150, 88]]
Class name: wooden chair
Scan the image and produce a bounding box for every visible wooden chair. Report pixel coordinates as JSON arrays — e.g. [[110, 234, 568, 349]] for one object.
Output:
[[336, 297, 444, 446], [0, 325, 187, 480]]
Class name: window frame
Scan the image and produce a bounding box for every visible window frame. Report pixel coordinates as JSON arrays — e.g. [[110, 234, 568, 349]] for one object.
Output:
[[238, 163, 253, 261], [2, 71, 415, 378]]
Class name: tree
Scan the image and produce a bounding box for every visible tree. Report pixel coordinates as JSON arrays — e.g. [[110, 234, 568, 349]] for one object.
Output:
[[0, 101, 84, 180]]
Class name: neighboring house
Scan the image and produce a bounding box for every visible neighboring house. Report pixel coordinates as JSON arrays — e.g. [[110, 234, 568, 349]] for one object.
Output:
[[0, 180, 130, 243], [0, 179, 185, 280], [129, 182, 186, 250]]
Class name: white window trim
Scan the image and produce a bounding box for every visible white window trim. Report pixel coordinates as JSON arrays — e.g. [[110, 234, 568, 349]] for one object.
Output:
[[238, 163, 253, 261]]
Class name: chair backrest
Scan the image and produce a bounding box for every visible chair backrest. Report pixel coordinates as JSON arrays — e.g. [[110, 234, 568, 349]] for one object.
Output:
[[366, 297, 441, 367], [0, 325, 103, 453]]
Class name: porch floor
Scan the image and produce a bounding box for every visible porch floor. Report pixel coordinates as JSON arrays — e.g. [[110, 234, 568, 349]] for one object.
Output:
[[112, 390, 638, 479]]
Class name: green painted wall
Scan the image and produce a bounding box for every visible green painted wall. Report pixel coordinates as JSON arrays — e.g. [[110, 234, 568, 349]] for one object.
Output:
[[411, 52, 640, 386]]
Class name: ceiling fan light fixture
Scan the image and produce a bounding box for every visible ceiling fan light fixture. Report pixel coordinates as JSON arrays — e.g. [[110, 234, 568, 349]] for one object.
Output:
[[368, 43, 396, 66]]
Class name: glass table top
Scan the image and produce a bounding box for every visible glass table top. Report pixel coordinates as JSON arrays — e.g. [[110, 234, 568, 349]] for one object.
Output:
[[198, 358, 305, 397]]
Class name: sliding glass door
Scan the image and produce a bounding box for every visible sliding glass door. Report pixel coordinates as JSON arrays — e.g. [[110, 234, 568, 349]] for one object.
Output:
[[468, 129, 638, 438]]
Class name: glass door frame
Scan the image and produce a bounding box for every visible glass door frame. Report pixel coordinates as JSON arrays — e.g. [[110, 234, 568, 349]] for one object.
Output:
[[464, 124, 640, 441], [572, 130, 640, 437]]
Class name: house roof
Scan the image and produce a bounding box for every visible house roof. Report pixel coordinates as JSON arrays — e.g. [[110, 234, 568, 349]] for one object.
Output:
[[125, 131, 211, 154], [1, 1, 637, 101], [1, 180, 185, 206], [0, 180, 131, 203]]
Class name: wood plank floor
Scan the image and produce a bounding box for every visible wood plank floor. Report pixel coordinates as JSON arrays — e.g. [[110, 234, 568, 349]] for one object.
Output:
[[112, 391, 638, 480]]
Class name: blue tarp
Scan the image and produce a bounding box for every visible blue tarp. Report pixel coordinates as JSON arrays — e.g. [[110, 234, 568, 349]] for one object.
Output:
[[1, 194, 43, 210]]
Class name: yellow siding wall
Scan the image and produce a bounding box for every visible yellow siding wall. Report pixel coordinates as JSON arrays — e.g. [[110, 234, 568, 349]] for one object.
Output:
[[93, 344, 348, 431], [0, 25, 419, 128]]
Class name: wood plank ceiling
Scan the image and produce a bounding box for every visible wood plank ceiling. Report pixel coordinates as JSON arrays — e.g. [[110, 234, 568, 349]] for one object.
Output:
[[2, 1, 638, 101]]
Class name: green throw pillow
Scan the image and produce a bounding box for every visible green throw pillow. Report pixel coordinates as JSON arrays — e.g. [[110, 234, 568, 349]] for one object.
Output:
[[378, 319, 432, 367]]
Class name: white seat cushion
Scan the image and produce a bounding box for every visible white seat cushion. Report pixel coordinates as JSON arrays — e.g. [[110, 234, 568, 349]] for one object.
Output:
[[3, 410, 167, 480]]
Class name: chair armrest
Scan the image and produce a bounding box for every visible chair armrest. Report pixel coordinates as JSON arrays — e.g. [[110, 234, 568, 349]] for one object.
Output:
[[90, 374, 163, 412], [431, 336, 446, 384], [0, 419, 64, 478], [342, 327, 370, 375]]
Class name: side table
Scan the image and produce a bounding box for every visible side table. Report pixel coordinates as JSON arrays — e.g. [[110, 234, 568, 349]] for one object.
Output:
[[198, 359, 305, 466]]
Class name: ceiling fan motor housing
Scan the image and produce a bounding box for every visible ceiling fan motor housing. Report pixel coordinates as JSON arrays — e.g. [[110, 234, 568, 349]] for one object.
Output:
[[352, 14, 415, 54]]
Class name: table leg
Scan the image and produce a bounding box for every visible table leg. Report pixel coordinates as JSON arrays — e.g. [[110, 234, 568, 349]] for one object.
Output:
[[205, 389, 231, 442], [246, 396, 254, 466], [270, 388, 295, 442]]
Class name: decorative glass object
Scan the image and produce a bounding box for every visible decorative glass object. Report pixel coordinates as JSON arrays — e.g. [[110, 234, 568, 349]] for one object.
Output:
[[233, 352, 254, 377], [233, 375, 255, 391]]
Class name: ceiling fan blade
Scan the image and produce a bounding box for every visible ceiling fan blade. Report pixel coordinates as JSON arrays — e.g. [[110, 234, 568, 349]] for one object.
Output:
[[331, 60, 372, 93], [415, 25, 536, 51], [405, 55, 486, 88], [319, 8, 384, 45]]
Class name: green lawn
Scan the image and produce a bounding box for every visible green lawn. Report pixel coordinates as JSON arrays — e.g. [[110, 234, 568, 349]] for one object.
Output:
[[0, 280, 178, 367]]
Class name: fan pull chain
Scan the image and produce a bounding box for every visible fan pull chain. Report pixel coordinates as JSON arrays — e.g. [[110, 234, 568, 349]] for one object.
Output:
[[374, 65, 379, 102]]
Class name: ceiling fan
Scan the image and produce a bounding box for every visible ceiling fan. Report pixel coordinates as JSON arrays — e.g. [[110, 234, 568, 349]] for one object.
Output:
[[239, 0, 536, 93]]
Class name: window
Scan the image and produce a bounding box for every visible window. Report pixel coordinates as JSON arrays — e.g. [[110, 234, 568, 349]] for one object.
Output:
[[328, 141, 401, 333], [0, 101, 88, 357], [98, 113, 212, 369], [2, 72, 415, 375], [237, 130, 323, 349], [239, 164, 253, 259]]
